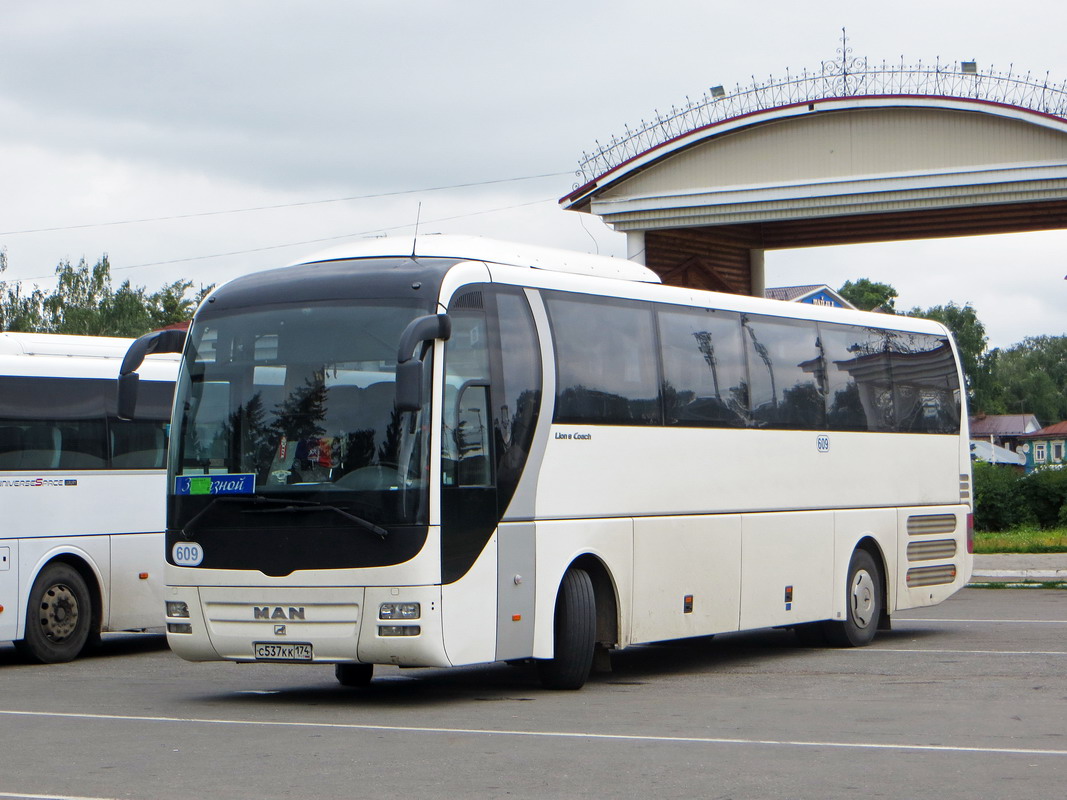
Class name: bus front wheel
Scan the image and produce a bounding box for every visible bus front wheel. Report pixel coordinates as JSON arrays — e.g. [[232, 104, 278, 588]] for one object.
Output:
[[824, 549, 882, 647], [335, 662, 374, 687], [16, 562, 93, 663], [537, 567, 596, 690]]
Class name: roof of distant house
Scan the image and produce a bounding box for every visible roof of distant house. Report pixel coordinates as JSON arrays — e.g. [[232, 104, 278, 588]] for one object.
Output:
[[764, 284, 855, 309], [969, 439, 1027, 466], [1018, 421, 1067, 439], [766, 284, 825, 301], [969, 414, 1041, 437]]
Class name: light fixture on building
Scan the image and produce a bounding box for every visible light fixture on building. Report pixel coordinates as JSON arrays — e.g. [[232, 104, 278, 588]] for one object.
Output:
[[710, 85, 726, 99], [961, 61, 978, 74]]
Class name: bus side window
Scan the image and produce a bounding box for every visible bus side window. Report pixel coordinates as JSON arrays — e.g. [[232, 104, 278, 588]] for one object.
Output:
[[657, 305, 747, 428], [741, 315, 826, 430], [453, 382, 492, 487], [545, 292, 660, 426], [443, 290, 493, 487], [887, 333, 961, 434]]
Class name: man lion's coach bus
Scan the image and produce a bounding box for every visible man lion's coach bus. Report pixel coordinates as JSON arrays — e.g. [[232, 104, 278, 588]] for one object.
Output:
[[0, 332, 176, 662], [119, 236, 972, 689]]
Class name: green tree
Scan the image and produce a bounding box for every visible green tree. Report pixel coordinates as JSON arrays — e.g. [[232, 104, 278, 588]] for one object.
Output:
[[0, 248, 47, 331], [0, 253, 210, 337], [993, 335, 1067, 424], [838, 278, 898, 313]]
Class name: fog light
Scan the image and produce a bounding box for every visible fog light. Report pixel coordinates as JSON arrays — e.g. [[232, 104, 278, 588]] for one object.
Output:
[[378, 625, 421, 637], [379, 602, 420, 620], [166, 601, 190, 618], [167, 623, 193, 634]]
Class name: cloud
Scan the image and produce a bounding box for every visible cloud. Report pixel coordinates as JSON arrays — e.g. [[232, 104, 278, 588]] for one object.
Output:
[[3, 0, 1067, 350]]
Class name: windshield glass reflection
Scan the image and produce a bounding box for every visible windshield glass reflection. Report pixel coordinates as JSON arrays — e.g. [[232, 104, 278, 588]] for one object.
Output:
[[172, 300, 431, 527]]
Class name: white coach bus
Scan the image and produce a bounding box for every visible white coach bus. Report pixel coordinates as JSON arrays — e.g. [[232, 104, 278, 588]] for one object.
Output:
[[120, 236, 972, 689], [0, 332, 177, 662]]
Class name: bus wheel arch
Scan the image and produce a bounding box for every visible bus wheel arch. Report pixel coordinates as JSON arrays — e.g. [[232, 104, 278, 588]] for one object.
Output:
[[571, 554, 619, 653], [824, 540, 886, 647], [537, 555, 616, 690], [15, 556, 102, 663]]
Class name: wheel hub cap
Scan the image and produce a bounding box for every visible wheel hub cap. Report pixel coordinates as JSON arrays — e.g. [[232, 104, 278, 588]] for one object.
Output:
[[849, 570, 876, 628], [38, 583, 79, 641]]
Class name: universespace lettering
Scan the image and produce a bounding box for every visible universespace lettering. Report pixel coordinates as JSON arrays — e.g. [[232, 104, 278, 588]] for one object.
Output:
[[0, 477, 78, 488]]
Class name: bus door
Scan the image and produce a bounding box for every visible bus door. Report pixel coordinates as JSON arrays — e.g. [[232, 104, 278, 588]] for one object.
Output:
[[439, 285, 542, 664]]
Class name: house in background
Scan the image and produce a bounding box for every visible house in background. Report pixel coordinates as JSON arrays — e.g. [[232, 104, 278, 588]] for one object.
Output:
[[969, 413, 1041, 453], [765, 285, 856, 309], [969, 439, 1026, 468], [1016, 422, 1067, 472]]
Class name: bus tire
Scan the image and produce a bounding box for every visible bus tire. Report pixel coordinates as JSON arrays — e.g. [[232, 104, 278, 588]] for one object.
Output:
[[537, 567, 596, 690], [824, 549, 882, 647], [335, 663, 374, 687], [15, 562, 93, 663]]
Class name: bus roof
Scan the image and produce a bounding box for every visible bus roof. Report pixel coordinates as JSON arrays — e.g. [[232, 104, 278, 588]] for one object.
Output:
[[0, 332, 180, 362], [294, 234, 662, 284]]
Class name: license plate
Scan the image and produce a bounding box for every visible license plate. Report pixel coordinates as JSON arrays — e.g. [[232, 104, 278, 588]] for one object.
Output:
[[253, 642, 313, 661]]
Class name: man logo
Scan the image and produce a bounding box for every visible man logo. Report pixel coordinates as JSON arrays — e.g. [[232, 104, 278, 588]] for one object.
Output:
[[253, 606, 306, 620]]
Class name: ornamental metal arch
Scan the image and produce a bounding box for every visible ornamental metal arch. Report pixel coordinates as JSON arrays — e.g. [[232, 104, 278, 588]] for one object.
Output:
[[561, 35, 1067, 298], [566, 40, 1067, 198]]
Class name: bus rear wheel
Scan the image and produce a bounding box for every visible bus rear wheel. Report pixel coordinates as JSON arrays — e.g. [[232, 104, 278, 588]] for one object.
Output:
[[16, 562, 93, 663], [537, 567, 596, 690], [824, 549, 882, 647], [335, 663, 374, 687]]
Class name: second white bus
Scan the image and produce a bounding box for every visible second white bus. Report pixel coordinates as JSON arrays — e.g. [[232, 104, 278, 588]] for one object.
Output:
[[122, 236, 972, 689], [0, 332, 177, 662]]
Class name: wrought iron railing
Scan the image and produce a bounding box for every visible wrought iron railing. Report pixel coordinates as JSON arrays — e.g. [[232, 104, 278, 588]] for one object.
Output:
[[574, 34, 1067, 187]]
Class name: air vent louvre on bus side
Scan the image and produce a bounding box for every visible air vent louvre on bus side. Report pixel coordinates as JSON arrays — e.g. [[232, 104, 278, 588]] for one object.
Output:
[[906, 565, 957, 587], [906, 539, 958, 561], [907, 514, 957, 536], [452, 291, 484, 310]]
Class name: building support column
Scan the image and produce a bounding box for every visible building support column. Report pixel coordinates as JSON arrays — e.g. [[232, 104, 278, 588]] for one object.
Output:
[[749, 248, 765, 298], [626, 230, 647, 265]]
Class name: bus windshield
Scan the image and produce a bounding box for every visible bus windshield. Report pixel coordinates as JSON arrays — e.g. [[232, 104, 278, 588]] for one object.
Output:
[[170, 299, 433, 530]]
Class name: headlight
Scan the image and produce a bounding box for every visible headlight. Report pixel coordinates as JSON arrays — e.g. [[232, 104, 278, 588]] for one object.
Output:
[[379, 602, 420, 620], [166, 601, 190, 618], [378, 625, 421, 637]]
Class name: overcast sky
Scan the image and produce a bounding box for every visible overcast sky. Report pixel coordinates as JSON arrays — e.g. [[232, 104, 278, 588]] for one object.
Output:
[[2, 1, 1066, 348]]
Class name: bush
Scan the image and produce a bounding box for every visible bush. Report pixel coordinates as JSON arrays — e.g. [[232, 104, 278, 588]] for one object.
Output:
[[973, 461, 1067, 531], [972, 461, 1031, 531], [1021, 465, 1067, 529]]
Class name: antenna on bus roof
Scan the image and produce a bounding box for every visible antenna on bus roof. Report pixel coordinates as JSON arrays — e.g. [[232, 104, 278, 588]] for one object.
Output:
[[411, 202, 422, 259]]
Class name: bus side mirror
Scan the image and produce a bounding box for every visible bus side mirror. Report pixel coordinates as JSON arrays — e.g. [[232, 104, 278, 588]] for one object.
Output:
[[118, 328, 187, 420], [117, 372, 141, 422], [396, 313, 451, 412]]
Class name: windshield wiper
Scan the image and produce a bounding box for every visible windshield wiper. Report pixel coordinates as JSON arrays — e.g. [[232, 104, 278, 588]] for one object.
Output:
[[179, 495, 250, 540], [240, 496, 389, 539]]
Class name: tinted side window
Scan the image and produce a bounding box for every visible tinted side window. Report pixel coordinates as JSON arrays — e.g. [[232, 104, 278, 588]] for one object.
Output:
[[546, 292, 661, 426], [494, 289, 541, 510], [820, 324, 895, 432], [886, 332, 961, 434], [442, 289, 493, 488], [658, 305, 747, 427], [741, 315, 826, 429], [0, 376, 107, 470], [0, 376, 172, 471], [110, 381, 173, 469]]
